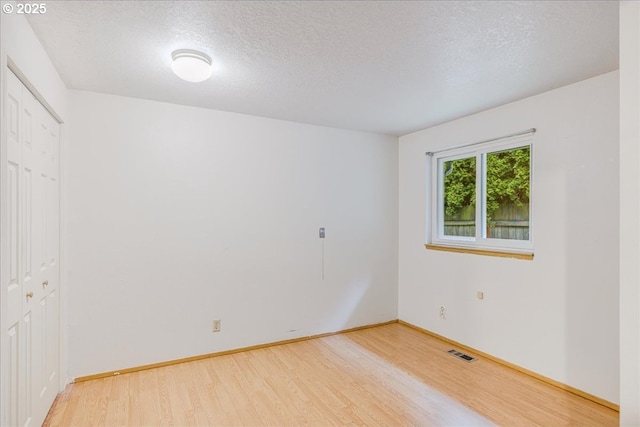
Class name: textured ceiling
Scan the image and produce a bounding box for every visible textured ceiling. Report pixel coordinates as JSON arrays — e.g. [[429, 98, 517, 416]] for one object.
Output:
[[26, 1, 619, 136]]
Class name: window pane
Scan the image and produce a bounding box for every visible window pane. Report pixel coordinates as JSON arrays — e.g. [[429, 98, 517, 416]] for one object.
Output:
[[485, 146, 530, 240], [443, 157, 476, 237]]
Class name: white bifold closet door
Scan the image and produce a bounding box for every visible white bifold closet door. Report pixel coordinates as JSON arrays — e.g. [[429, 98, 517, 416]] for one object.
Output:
[[5, 69, 60, 426]]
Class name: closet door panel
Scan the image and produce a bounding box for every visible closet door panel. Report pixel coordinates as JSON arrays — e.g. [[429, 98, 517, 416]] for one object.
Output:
[[4, 70, 60, 426]]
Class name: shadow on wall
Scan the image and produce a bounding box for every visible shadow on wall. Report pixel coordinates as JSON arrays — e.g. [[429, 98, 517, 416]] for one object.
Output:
[[322, 277, 372, 332], [564, 152, 619, 405]]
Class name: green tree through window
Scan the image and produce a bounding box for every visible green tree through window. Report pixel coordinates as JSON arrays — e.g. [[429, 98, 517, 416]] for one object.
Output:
[[441, 146, 530, 241], [486, 146, 530, 222], [443, 157, 476, 219]]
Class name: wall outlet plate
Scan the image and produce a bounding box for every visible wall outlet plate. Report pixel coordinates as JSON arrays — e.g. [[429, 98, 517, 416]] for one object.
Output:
[[213, 319, 221, 333], [439, 306, 446, 319]]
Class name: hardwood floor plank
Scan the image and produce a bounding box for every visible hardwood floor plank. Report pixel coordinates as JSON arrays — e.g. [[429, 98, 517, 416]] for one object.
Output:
[[44, 323, 618, 426]]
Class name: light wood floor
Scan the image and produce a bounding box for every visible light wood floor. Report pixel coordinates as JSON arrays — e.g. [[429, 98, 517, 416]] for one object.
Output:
[[44, 323, 618, 426]]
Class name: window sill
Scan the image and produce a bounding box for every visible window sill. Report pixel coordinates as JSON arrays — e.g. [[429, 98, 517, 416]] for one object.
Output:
[[425, 244, 534, 260]]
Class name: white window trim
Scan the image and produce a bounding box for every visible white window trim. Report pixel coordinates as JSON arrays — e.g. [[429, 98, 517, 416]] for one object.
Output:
[[429, 133, 534, 255]]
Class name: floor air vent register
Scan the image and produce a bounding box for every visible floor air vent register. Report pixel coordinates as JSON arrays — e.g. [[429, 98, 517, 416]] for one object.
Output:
[[447, 349, 478, 362]]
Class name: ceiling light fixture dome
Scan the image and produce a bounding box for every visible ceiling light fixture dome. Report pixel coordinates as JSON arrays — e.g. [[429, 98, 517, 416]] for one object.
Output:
[[171, 49, 212, 83]]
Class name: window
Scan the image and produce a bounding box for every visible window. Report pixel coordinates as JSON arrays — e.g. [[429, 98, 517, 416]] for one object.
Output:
[[429, 133, 533, 255]]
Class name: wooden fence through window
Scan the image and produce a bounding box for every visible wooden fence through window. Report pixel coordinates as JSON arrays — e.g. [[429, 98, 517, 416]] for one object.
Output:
[[444, 203, 529, 241]]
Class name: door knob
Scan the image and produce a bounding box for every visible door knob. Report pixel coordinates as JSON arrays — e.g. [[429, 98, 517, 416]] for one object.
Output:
[[26, 292, 33, 299], [43, 280, 48, 287]]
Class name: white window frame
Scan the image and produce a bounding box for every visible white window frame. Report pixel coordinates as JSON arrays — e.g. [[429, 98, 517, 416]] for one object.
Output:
[[430, 133, 534, 254]]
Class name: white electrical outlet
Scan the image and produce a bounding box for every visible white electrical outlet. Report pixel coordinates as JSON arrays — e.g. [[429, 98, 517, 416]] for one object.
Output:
[[213, 319, 221, 333], [439, 306, 446, 320]]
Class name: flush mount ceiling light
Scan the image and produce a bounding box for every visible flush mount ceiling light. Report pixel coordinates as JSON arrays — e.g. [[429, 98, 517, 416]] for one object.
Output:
[[171, 49, 212, 83]]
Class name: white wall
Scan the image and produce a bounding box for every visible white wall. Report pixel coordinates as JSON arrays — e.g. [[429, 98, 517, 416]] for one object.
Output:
[[0, 11, 69, 425], [398, 72, 619, 404], [0, 12, 67, 120], [66, 90, 399, 378], [619, 1, 640, 424]]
